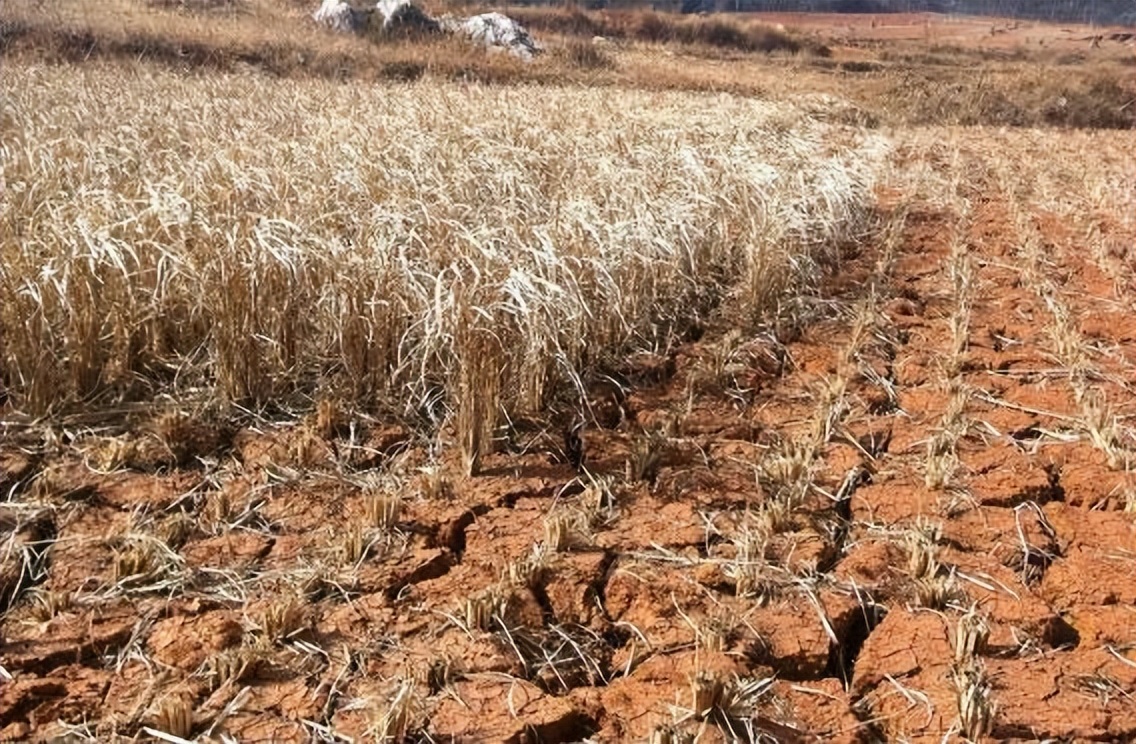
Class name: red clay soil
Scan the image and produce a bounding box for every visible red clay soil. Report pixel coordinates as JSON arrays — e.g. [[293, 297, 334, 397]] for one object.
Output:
[[3, 148, 1136, 741]]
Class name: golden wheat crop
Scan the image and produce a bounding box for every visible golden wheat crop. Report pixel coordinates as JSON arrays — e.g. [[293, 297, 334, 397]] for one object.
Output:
[[0, 61, 886, 429]]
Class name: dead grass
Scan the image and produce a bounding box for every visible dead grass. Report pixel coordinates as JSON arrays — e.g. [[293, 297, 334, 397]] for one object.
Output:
[[0, 6, 534, 85], [0, 61, 883, 423], [558, 37, 617, 69], [4, 0, 1130, 130], [0, 0, 798, 89], [874, 64, 1136, 129], [505, 6, 816, 55]]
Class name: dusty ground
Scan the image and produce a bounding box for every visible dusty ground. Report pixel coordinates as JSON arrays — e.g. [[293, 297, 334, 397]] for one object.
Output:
[[754, 11, 1136, 51], [3, 122, 1135, 742]]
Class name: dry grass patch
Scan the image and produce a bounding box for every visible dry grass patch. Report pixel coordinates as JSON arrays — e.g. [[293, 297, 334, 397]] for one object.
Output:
[[875, 64, 1136, 129], [558, 37, 617, 69], [505, 6, 817, 55], [0, 0, 799, 90], [5, 0, 1133, 130], [0, 61, 885, 427]]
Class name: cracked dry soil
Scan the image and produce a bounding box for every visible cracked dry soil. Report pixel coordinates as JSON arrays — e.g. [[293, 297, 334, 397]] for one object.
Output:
[[3, 128, 1136, 743]]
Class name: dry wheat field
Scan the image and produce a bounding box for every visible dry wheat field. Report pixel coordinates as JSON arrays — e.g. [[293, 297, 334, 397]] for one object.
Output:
[[2, 1, 1136, 742]]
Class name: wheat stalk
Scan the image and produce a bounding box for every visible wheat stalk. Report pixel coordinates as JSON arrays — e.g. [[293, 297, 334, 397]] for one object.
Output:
[[1, 63, 886, 423]]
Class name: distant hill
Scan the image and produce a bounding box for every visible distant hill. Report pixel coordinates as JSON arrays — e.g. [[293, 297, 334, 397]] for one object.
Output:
[[731, 2, 1135, 25]]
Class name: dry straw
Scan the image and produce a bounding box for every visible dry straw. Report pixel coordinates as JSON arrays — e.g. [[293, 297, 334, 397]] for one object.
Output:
[[1, 64, 886, 430]]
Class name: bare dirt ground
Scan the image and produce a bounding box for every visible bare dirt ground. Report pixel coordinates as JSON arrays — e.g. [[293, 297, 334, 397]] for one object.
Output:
[[3, 122, 1135, 742], [753, 11, 1136, 51]]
